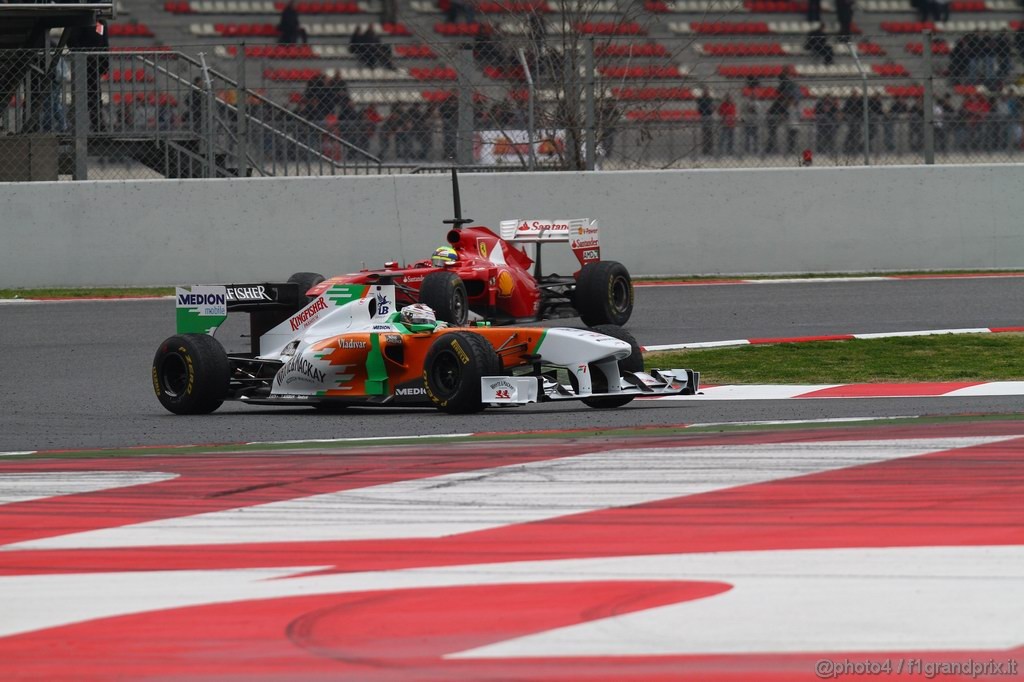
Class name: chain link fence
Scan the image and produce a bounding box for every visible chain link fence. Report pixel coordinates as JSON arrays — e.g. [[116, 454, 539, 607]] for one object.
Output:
[[2, 30, 1023, 179]]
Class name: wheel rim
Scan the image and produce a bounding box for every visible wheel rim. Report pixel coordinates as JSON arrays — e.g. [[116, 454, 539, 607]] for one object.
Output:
[[452, 289, 467, 324], [430, 350, 461, 396], [160, 353, 189, 397], [610, 276, 631, 313]]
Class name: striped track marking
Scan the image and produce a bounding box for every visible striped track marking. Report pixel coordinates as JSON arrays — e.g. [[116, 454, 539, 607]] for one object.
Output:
[[635, 272, 1024, 287], [0, 423, 1022, 680], [3, 437, 995, 552], [0, 472, 177, 507], [643, 326, 1024, 351], [650, 381, 1024, 400]]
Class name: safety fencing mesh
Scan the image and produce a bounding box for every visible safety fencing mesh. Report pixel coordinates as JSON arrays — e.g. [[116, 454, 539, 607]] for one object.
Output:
[[1, 29, 1022, 179]]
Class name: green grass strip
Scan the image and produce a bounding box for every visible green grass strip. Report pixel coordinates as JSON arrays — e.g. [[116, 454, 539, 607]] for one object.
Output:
[[0, 287, 173, 299], [645, 334, 1024, 384]]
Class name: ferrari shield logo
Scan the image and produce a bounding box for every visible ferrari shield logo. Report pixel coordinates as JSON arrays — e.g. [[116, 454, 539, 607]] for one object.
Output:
[[478, 240, 488, 259]]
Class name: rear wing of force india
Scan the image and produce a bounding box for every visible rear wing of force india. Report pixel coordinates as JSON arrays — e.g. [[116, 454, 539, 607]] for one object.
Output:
[[499, 218, 601, 269], [175, 282, 305, 355]]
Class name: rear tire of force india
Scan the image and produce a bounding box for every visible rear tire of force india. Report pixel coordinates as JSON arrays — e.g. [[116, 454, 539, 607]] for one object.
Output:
[[287, 271, 325, 306], [152, 334, 230, 415], [574, 261, 634, 327], [423, 331, 502, 414], [419, 270, 469, 326], [581, 324, 643, 409]]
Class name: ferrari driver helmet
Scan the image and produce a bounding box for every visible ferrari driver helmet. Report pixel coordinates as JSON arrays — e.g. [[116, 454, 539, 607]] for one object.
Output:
[[400, 303, 437, 326], [431, 246, 458, 267]]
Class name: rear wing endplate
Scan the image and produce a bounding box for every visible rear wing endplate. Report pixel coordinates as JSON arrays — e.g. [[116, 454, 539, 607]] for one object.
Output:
[[498, 218, 601, 267]]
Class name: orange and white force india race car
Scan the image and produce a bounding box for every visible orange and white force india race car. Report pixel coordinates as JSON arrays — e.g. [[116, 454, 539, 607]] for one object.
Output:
[[152, 282, 699, 415]]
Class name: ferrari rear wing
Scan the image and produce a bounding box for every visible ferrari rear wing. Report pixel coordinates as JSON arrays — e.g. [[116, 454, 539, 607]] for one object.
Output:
[[498, 218, 601, 268]]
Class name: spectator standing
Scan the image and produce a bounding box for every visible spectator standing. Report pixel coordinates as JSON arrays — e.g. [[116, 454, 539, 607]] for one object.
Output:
[[777, 72, 800, 105], [41, 42, 70, 133], [186, 76, 204, 132], [764, 95, 788, 154], [932, 0, 950, 22], [380, 0, 398, 25], [805, 25, 833, 65], [908, 97, 924, 151], [786, 98, 801, 155], [696, 89, 715, 155], [933, 94, 951, 153], [814, 94, 839, 155], [445, 0, 475, 23], [842, 92, 864, 154], [67, 19, 109, 132], [836, 0, 854, 42], [807, 0, 821, 22], [868, 93, 884, 153], [717, 93, 737, 155], [741, 97, 759, 155], [277, 1, 308, 44], [887, 96, 907, 151]]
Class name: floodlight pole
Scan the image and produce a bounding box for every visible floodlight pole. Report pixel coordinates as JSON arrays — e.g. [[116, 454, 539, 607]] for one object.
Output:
[[516, 47, 536, 171]]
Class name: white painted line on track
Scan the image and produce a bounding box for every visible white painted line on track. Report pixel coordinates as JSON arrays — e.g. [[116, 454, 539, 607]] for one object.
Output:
[[3, 437, 1010, 551], [854, 327, 991, 339], [944, 381, 1024, 397], [649, 382, 1024, 400], [0, 472, 179, 506], [250, 433, 475, 446], [0, 451, 36, 457], [686, 416, 919, 428]]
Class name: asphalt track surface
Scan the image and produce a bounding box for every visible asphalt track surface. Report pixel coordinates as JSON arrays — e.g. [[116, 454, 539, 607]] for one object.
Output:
[[2, 277, 1023, 451]]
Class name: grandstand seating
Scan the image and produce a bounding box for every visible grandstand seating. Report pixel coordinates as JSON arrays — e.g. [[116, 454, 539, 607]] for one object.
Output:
[[86, 0, 1024, 164]]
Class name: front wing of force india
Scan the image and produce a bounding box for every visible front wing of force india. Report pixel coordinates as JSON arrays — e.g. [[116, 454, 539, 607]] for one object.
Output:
[[153, 282, 699, 415]]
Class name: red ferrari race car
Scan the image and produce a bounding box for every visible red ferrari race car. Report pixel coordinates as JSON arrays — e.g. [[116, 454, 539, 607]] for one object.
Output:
[[300, 172, 634, 328]]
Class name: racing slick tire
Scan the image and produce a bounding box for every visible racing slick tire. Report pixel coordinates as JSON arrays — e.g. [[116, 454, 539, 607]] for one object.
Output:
[[419, 271, 469, 326], [580, 324, 642, 409], [287, 271, 326, 306], [574, 261, 634, 327], [152, 334, 230, 415], [423, 331, 502, 414]]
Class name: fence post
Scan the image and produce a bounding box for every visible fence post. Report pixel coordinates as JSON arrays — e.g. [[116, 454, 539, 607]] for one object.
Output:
[[72, 51, 89, 180], [584, 36, 595, 170], [455, 44, 474, 167], [516, 47, 536, 171], [922, 29, 935, 164], [199, 52, 215, 178], [236, 43, 249, 178]]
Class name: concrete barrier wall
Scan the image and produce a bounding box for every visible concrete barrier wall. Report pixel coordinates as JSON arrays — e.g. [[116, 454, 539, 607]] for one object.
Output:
[[2, 164, 1021, 288]]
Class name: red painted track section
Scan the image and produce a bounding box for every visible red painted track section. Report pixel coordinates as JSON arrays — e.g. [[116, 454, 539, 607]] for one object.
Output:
[[1, 422, 1022, 680]]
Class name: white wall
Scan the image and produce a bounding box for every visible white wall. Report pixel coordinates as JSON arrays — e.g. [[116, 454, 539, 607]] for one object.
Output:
[[1, 164, 1021, 288]]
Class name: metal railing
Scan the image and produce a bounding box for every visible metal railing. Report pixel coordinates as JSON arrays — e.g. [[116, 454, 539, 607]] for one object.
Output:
[[2, 30, 1023, 180]]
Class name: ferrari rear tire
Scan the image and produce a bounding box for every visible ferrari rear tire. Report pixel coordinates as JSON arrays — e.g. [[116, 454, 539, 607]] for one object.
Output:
[[575, 260, 634, 327], [152, 334, 230, 415], [423, 331, 502, 414], [288, 271, 325, 306], [581, 324, 642, 409], [419, 270, 469, 326]]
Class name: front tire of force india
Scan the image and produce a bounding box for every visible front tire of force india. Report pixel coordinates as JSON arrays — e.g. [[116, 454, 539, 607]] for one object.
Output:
[[152, 334, 230, 415], [419, 270, 469, 326], [581, 324, 643, 409], [423, 331, 502, 414], [574, 260, 634, 327]]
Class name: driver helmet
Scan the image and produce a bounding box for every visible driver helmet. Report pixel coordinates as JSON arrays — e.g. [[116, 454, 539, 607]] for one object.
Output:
[[400, 303, 437, 326], [431, 246, 458, 267]]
